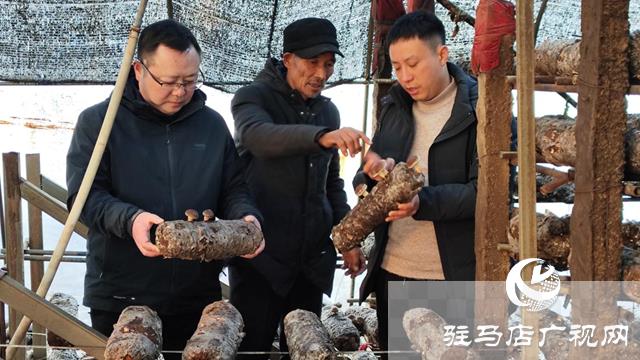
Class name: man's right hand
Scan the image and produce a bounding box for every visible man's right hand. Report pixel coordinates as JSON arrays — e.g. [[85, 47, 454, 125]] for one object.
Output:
[[132, 211, 164, 257], [318, 127, 371, 157], [362, 150, 396, 181]]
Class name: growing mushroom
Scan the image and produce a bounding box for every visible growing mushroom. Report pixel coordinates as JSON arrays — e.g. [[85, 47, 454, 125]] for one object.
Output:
[[370, 160, 388, 179], [185, 209, 199, 222], [202, 209, 215, 222], [407, 155, 421, 172], [355, 184, 369, 198]]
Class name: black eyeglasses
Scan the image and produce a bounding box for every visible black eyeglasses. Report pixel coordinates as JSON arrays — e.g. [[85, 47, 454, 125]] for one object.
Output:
[[137, 60, 205, 91]]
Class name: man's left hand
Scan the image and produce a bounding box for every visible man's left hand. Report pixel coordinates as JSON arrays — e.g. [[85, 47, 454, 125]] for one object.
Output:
[[241, 215, 264, 259], [341, 247, 366, 278], [385, 194, 420, 222]]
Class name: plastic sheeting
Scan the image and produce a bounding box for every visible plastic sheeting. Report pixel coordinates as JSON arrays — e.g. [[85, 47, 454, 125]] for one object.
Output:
[[1, 0, 639, 92], [0, 0, 370, 92]]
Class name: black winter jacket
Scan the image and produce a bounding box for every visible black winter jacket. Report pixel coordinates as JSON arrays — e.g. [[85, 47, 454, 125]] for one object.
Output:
[[67, 72, 261, 315], [231, 59, 350, 297], [354, 63, 478, 301]]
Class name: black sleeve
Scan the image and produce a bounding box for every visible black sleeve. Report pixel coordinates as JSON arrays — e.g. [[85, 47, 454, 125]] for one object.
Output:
[[66, 106, 140, 239], [326, 149, 350, 225], [232, 85, 330, 158], [352, 116, 385, 191], [217, 134, 264, 224], [413, 132, 478, 222]]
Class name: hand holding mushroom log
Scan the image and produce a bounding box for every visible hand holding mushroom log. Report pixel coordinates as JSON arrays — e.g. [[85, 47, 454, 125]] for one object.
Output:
[[155, 209, 264, 261], [284, 309, 336, 360], [341, 247, 366, 278], [104, 306, 162, 360], [132, 211, 164, 257], [332, 154, 425, 252], [182, 301, 244, 360]]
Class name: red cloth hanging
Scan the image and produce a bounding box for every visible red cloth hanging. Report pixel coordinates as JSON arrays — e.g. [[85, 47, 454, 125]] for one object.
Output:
[[407, 0, 435, 13], [372, 0, 406, 75], [470, 0, 516, 74]]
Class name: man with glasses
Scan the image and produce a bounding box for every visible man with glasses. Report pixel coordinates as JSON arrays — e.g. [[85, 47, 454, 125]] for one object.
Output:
[[66, 19, 263, 359]]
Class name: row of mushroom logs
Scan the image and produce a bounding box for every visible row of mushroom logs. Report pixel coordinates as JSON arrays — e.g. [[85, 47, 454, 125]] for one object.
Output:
[[104, 301, 244, 360], [102, 303, 379, 360]]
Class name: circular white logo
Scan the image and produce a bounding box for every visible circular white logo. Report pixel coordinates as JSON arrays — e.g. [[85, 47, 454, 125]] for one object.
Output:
[[506, 258, 561, 312]]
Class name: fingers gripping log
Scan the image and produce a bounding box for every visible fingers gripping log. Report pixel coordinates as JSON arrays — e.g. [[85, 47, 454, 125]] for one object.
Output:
[[403, 308, 479, 360], [104, 306, 162, 360], [320, 305, 360, 351], [284, 309, 337, 360], [182, 301, 244, 360], [332, 158, 425, 252], [155, 209, 263, 261]]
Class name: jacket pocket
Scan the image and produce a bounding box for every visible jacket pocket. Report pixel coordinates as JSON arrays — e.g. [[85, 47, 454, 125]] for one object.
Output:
[[309, 152, 331, 195]]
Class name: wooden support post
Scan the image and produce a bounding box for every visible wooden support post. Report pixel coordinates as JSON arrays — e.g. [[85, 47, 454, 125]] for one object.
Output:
[[1, 153, 6, 248], [19, 180, 89, 239], [0, 154, 6, 360], [3, 152, 25, 360], [26, 154, 46, 360], [475, 33, 514, 282], [0, 270, 107, 360], [371, 0, 396, 132], [166, 0, 173, 18], [516, 1, 538, 359], [571, 0, 629, 282], [474, 32, 513, 357], [569, 1, 629, 358]]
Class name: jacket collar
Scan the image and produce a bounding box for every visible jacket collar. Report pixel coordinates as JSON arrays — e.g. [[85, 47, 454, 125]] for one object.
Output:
[[389, 62, 478, 143], [120, 68, 207, 125], [255, 58, 330, 106]]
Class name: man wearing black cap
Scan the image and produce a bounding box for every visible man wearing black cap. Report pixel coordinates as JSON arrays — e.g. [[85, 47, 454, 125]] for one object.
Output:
[[230, 17, 370, 358]]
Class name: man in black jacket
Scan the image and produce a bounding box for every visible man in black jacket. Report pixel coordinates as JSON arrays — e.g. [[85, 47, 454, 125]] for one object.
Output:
[[354, 11, 478, 353], [66, 20, 263, 359], [230, 18, 370, 358]]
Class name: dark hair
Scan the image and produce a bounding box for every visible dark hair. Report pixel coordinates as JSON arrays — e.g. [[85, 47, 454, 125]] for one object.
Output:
[[137, 19, 201, 62], [386, 11, 446, 49]]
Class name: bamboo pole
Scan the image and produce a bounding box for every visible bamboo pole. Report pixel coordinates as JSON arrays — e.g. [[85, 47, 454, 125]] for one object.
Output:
[[6, 1, 149, 357], [26, 154, 46, 360], [516, 0, 538, 359]]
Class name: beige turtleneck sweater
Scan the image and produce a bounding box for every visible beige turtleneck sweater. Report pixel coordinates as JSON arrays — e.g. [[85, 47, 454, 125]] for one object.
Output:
[[381, 78, 457, 279]]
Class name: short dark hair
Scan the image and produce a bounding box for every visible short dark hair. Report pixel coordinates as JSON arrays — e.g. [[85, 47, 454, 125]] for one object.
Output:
[[137, 19, 201, 62], [386, 11, 446, 49]]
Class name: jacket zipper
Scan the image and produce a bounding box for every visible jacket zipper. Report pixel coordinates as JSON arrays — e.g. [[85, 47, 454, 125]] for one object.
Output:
[[166, 125, 177, 294]]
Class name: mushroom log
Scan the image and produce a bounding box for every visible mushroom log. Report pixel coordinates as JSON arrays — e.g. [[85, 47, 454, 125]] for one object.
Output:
[[155, 209, 263, 261]]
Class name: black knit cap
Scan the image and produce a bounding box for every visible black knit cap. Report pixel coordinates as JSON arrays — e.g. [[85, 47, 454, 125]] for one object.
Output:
[[282, 17, 344, 58]]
